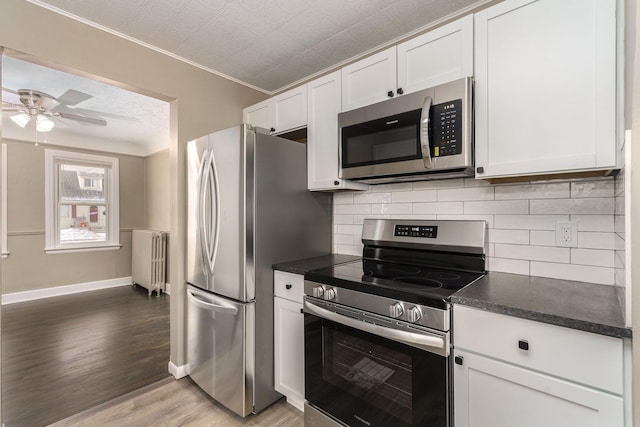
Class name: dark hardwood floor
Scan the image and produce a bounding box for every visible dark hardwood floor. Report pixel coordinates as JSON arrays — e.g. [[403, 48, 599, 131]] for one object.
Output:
[[1, 285, 170, 427]]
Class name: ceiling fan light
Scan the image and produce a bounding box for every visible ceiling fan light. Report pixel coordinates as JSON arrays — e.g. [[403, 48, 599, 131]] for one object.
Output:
[[36, 115, 55, 132], [10, 113, 30, 128]]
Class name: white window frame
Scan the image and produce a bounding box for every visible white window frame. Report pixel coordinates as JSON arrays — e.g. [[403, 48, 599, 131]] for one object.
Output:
[[45, 149, 120, 254], [2, 143, 8, 258]]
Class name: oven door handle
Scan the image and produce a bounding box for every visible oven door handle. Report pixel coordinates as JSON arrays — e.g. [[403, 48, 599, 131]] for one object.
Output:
[[304, 300, 448, 356]]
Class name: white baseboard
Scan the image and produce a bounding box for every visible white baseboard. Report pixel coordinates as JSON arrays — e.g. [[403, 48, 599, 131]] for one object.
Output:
[[2, 276, 133, 305], [165, 283, 171, 295], [168, 361, 189, 379]]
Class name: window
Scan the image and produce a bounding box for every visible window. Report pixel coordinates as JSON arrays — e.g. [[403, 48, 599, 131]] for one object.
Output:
[[45, 149, 119, 253], [1, 143, 7, 258]]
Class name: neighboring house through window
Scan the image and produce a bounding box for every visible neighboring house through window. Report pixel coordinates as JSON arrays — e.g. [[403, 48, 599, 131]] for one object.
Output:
[[45, 149, 120, 253]]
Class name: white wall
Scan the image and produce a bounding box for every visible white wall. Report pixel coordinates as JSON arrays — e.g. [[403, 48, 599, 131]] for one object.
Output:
[[334, 177, 617, 285]]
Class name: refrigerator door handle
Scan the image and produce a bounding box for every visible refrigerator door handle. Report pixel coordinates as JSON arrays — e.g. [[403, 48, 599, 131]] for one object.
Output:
[[197, 150, 210, 276], [187, 288, 238, 314], [206, 149, 220, 274]]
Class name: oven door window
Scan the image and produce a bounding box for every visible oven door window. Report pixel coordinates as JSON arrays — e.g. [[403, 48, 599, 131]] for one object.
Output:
[[305, 314, 449, 427], [341, 109, 422, 168]]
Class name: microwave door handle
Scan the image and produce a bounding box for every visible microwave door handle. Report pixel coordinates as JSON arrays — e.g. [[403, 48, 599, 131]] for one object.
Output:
[[420, 95, 433, 169]]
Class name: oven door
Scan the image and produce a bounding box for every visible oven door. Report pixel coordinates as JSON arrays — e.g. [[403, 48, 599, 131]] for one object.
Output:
[[304, 298, 451, 427]]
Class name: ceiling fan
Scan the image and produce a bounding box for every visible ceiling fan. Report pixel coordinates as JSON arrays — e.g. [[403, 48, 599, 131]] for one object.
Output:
[[2, 88, 107, 132]]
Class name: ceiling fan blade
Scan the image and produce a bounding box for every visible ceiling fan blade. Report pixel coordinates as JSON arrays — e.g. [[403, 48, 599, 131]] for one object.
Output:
[[1, 87, 19, 95], [57, 111, 107, 126], [57, 89, 93, 106], [2, 89, 21, 105]]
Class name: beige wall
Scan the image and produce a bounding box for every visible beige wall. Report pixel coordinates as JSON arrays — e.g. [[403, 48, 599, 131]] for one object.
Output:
[[144, 149, 170, 232], [2, 140, 144, 294], [0, 0, 268, 371]]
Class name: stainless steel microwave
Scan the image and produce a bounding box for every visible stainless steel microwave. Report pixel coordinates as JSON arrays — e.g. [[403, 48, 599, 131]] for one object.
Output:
[[339, 77, 473, 184]]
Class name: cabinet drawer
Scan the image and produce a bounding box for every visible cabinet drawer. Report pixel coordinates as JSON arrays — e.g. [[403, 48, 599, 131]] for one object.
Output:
[[274, 271, 304, 304], [453, 305, 623, 395]]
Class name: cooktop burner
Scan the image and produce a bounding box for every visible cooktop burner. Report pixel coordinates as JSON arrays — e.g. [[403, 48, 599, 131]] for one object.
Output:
[[305, 259, 484, 308]]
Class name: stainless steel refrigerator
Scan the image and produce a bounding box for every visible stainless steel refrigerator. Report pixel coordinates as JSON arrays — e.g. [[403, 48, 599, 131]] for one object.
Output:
[[186, 124, 332, 417]]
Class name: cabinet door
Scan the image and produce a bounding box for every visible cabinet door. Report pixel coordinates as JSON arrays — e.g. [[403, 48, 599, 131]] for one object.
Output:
[[307, 71, 368, 191], [474, 0, 617, 179], [274, 296, 305, 411], [397, 14, 473, 94], [272, 86, 307, 134], [243, 99, 271, 130], [454, 351, 624, 427], [341, 47, 397, 111]]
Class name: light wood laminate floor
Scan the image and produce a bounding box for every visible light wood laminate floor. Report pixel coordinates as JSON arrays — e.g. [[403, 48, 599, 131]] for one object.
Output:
[[51, 377, 304, 427], [2, 285, 170, 427]]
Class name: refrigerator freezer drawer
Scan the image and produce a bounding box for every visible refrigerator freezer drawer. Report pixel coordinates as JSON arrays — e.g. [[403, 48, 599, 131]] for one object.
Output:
[[186, 285, 255, 416]]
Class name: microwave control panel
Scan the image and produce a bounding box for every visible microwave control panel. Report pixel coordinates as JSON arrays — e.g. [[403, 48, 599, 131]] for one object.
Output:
[[432, 99, 462, 157]]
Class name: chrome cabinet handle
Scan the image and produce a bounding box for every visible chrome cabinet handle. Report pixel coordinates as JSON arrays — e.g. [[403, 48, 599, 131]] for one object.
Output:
[[420, 95, 433, 169]]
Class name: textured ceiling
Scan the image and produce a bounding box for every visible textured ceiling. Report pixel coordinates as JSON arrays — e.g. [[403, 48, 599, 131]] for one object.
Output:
[[30, 0, 484, 93], [4, 0, 485, 155], [2, 56, 170, 156]]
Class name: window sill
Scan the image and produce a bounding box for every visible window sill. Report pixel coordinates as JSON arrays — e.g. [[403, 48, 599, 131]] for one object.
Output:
[[44, 244, 122, 255]]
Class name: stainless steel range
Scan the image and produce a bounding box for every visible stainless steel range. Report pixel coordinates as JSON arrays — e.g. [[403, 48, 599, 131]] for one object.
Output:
[[303, 219, 486, 427]]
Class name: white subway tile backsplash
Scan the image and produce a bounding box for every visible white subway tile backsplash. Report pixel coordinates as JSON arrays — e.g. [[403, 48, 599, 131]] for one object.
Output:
[[530, 262, 614, 285], [494, 182, 569, 200], [530, 198, 614, 215], [335, 224, 363, 235], [578, 232, 615, 250], [413, 202, 463, 215], [371, 203, 413, 215], [571, 215, 615, 232], [571, 180, 615, 198], [487, 257, 530, 275], [464, 200, 528, 215], [495, 244, 570, 263], [495, 215, 568, 230], [331, 177, 619, 286], [571, 249, 614, 268], [353, 192, 391, 204], [392, 189, 436, 203], [530, 230, 556, 246], [334, 214, 354, 224], [414, 179, 464, 190], [334, 204, 372, 215], [437, 186, 494, 202], [488, 229, 529, 245], [334, 193, 354, 204]]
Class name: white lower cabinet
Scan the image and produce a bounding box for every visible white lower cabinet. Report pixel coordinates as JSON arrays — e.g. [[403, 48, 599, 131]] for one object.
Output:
[[453, 305, 625, 427], [273, 271, 305, 411]]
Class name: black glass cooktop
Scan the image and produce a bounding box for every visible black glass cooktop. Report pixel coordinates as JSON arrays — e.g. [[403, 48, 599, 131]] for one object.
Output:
[[305, 259, 484, 308]]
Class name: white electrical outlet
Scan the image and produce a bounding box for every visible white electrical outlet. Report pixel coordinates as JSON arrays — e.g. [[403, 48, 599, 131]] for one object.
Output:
[[556, 221, 578, 247]]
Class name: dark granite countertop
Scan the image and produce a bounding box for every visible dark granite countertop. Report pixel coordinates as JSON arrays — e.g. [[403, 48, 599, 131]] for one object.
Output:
[[451, 272, 631, 339], [273, 254, 361, 275]]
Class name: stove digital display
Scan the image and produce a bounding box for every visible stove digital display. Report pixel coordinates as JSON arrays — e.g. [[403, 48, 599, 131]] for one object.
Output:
[[394, 225, 438, 238]]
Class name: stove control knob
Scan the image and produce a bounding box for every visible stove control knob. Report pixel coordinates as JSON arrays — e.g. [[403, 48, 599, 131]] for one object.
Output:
[[407, 306, 423, 323], [389, 302, 404, 318], [312, 286, 324, 299], [324, 287, 337, 301]]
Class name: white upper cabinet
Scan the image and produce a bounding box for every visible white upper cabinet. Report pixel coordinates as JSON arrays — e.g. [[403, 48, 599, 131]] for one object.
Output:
[[397, 14, 473, 94], [243, 86, 307, 134], [243, 99, 271, 130], [341, 47, 397, 112], [272, 85, 307, 133], [307, 71, 369, 191], [341, 15, 473, 112], [474, 0, 618, 179]]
